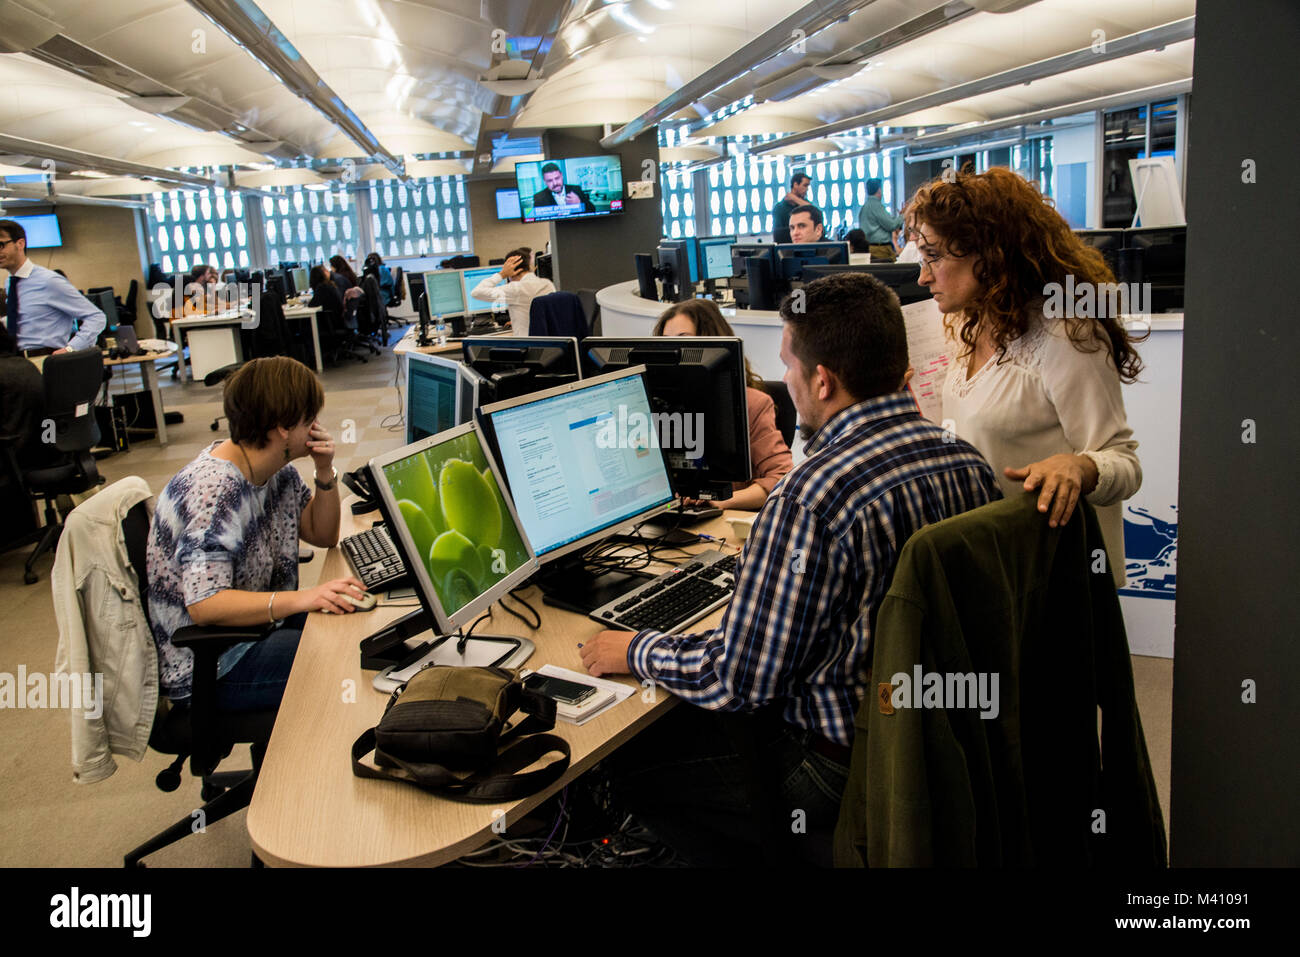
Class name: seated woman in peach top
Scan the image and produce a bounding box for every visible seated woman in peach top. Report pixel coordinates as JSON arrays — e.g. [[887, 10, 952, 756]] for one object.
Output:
[[652, 299, 794, 510]]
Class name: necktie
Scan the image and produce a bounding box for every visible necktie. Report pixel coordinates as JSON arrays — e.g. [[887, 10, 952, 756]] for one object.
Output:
[[5, 275, 17, 338]]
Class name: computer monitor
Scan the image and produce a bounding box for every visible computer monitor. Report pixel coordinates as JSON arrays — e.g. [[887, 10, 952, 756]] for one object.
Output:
[[774, 242, 850, 280], [292, 268, 310, 298], [579, 337, 752, 499], [279, 268, 297, 299], [407, 273, 427, 315], [461, 266, 506, 316], [368, 424, 539, 635], [729, 243, 776, 279], [655, 244, 690, 303], [634, 253, 657, 301], [265, 273, 287, 303], [88, 290, 118, 332], [480, 367, 675, 612], [744, 255, 779, 310], [405, 352, 461, 445], [1122, 225, 1186, 312], [660, 239, 698, 285], [462, 336, 582, 404], [1075, 228, 1126, 273], [422, 270, 467, 319], [800, 263, 932, 305], [456, 363, 488, 426], [699, 236, 738, 281]]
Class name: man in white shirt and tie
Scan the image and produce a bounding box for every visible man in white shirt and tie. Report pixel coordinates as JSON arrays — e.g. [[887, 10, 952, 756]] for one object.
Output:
[[0, 219, 106, 357], [469, 247, 556, 337]]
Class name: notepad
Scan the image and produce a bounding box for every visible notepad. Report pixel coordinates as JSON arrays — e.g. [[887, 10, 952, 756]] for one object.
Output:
[[524, 665, 635, 725]]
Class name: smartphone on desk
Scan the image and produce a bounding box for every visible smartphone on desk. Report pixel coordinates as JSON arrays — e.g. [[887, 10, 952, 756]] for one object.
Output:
[[523, 672, 597, 706]]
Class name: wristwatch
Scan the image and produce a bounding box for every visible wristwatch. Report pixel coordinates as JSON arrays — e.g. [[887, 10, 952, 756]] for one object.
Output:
[[314, 466, 338, 491]]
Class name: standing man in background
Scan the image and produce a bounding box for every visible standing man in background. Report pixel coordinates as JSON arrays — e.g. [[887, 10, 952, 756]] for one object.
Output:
[[772, 172, 816, 244], [858, 178, 904, 263], [0, 219, 105, 357], [469, 247, 556, 337]]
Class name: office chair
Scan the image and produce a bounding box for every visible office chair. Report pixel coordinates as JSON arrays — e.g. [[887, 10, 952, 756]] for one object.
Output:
[[357, 274, 387, 351], [528, 292, 587, 338], [576, 289, 601, 336], [20, 349, 107, 585], [762, 380, 797, 448], [322, 297, 368, 365], [116, 496, 279, 867]]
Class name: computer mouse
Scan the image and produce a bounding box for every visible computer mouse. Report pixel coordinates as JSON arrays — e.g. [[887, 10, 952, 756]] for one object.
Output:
[[344, 592, 378, 611]]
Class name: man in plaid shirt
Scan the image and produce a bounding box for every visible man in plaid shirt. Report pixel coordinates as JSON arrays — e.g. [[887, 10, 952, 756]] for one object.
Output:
[[581, 272, 999, 865]]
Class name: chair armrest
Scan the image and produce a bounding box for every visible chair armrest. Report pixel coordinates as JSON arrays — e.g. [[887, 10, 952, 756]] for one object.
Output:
[[175, 623, 277, 776]]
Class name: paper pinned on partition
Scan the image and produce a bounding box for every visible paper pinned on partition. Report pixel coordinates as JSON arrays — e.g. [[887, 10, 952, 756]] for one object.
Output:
[[902, 297, 952, 426]]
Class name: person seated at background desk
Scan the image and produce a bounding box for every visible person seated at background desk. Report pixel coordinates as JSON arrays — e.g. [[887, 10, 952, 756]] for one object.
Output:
[[469, 247, 556, 337], [146, 357, 365, 713], [652, 298, 792, 511], [329, 255, 358, 298], [307, 265, 344, 325], [580, 273, 1000, 865], [787, 205, 825, 245], [363, 253, 395, 304], [0, 218, 106, 357]]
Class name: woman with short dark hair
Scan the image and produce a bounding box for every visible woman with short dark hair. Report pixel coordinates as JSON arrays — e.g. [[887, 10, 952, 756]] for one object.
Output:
[[146, 356, 364, 713]]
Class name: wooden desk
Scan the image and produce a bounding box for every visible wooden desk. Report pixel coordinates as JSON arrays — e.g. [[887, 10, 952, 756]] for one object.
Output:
[[280, 303, 325, 373], [392, 327, 512, 357], [103, 342, 180, 447], [247, 500, 736, 867]]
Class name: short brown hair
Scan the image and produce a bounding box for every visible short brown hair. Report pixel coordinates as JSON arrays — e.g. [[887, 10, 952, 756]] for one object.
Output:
[[506, 247, 533, 271], [223, 357, 324, 449], [778, 272, 907, 401]]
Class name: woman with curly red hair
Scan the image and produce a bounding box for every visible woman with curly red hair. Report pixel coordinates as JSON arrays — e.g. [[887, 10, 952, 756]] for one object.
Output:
[[906, 165, 1143, 583]]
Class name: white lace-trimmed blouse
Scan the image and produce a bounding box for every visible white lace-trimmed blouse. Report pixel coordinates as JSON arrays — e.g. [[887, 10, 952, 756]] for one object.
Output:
[[942, 311, 1141, 586]]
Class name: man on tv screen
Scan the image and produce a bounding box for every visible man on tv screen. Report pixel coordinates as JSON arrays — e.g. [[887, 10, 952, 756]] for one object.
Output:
[[532, 162, 595, 214]]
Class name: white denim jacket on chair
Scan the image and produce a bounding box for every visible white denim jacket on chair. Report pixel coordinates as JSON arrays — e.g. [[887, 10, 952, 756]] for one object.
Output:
[[52, 476, 158, 783]]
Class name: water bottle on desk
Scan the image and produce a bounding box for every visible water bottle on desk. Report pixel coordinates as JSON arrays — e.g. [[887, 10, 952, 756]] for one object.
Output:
[[434, 314, 447, 346]]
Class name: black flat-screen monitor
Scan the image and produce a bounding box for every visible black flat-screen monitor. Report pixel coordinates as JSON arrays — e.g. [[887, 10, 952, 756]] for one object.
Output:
[[744, 256, 779, 311], [281, 268, 298, 299], [462, 336, 582, 404], [655, 244, 690, 303], [405, 352, 461, 445], [88, 290, 118, 332], [730, 243, 776, 279], [660, 238, 698, 284], [495, 188, 522, 221], [1122, 226, 1186, 312], [265, 273, 287, 303], [634, 253, 657, 301], [515, 156, 625, 224], [775, 242, 850, 280], [800, 263, 932, 306], [579, 337, 751, 499], [1075, 228, 1126, 273]]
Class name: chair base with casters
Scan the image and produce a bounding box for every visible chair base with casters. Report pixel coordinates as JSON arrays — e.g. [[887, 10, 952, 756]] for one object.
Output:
[[118, 500, 279, 867]]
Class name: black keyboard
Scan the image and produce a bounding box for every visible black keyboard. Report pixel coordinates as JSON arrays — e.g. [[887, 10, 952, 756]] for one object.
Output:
[[341, 525, 409, 592], [590, 550, 738, 633]]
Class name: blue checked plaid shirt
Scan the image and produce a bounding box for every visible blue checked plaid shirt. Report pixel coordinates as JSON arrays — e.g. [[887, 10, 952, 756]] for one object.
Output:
[[627, 391, 1000, 746]]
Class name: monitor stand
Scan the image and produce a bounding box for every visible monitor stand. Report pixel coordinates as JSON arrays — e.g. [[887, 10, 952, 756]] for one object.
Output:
[[534, 552, 652, 617], [359, 607, 532, 672]]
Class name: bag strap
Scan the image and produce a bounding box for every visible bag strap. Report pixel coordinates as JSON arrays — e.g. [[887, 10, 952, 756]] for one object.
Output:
[[351, 728, 571, 803]]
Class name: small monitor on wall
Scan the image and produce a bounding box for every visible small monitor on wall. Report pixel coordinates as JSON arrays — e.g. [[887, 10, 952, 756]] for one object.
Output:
[[514, 156, 625, 224], [9, 213, 62, 249]]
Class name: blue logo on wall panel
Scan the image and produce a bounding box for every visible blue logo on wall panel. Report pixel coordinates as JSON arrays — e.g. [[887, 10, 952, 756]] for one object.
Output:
[[1120, 504, 1177, 599]]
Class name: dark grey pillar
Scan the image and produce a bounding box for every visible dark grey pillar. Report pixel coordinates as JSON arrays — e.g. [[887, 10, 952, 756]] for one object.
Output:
[[1170, 0, 1300, 864]]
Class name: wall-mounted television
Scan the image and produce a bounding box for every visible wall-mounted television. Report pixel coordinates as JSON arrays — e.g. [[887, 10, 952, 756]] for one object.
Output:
[[9, 213, 63, 249], [515, 156, 624, 224], [495, 188, 522, 221]]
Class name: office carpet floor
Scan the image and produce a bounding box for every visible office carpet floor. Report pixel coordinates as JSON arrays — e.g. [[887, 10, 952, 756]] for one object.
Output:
[[0, 333, 1175, 867]]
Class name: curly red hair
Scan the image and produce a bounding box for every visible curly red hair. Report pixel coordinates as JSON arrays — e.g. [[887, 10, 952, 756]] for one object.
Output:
[[905, 166, 1143, 383]]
